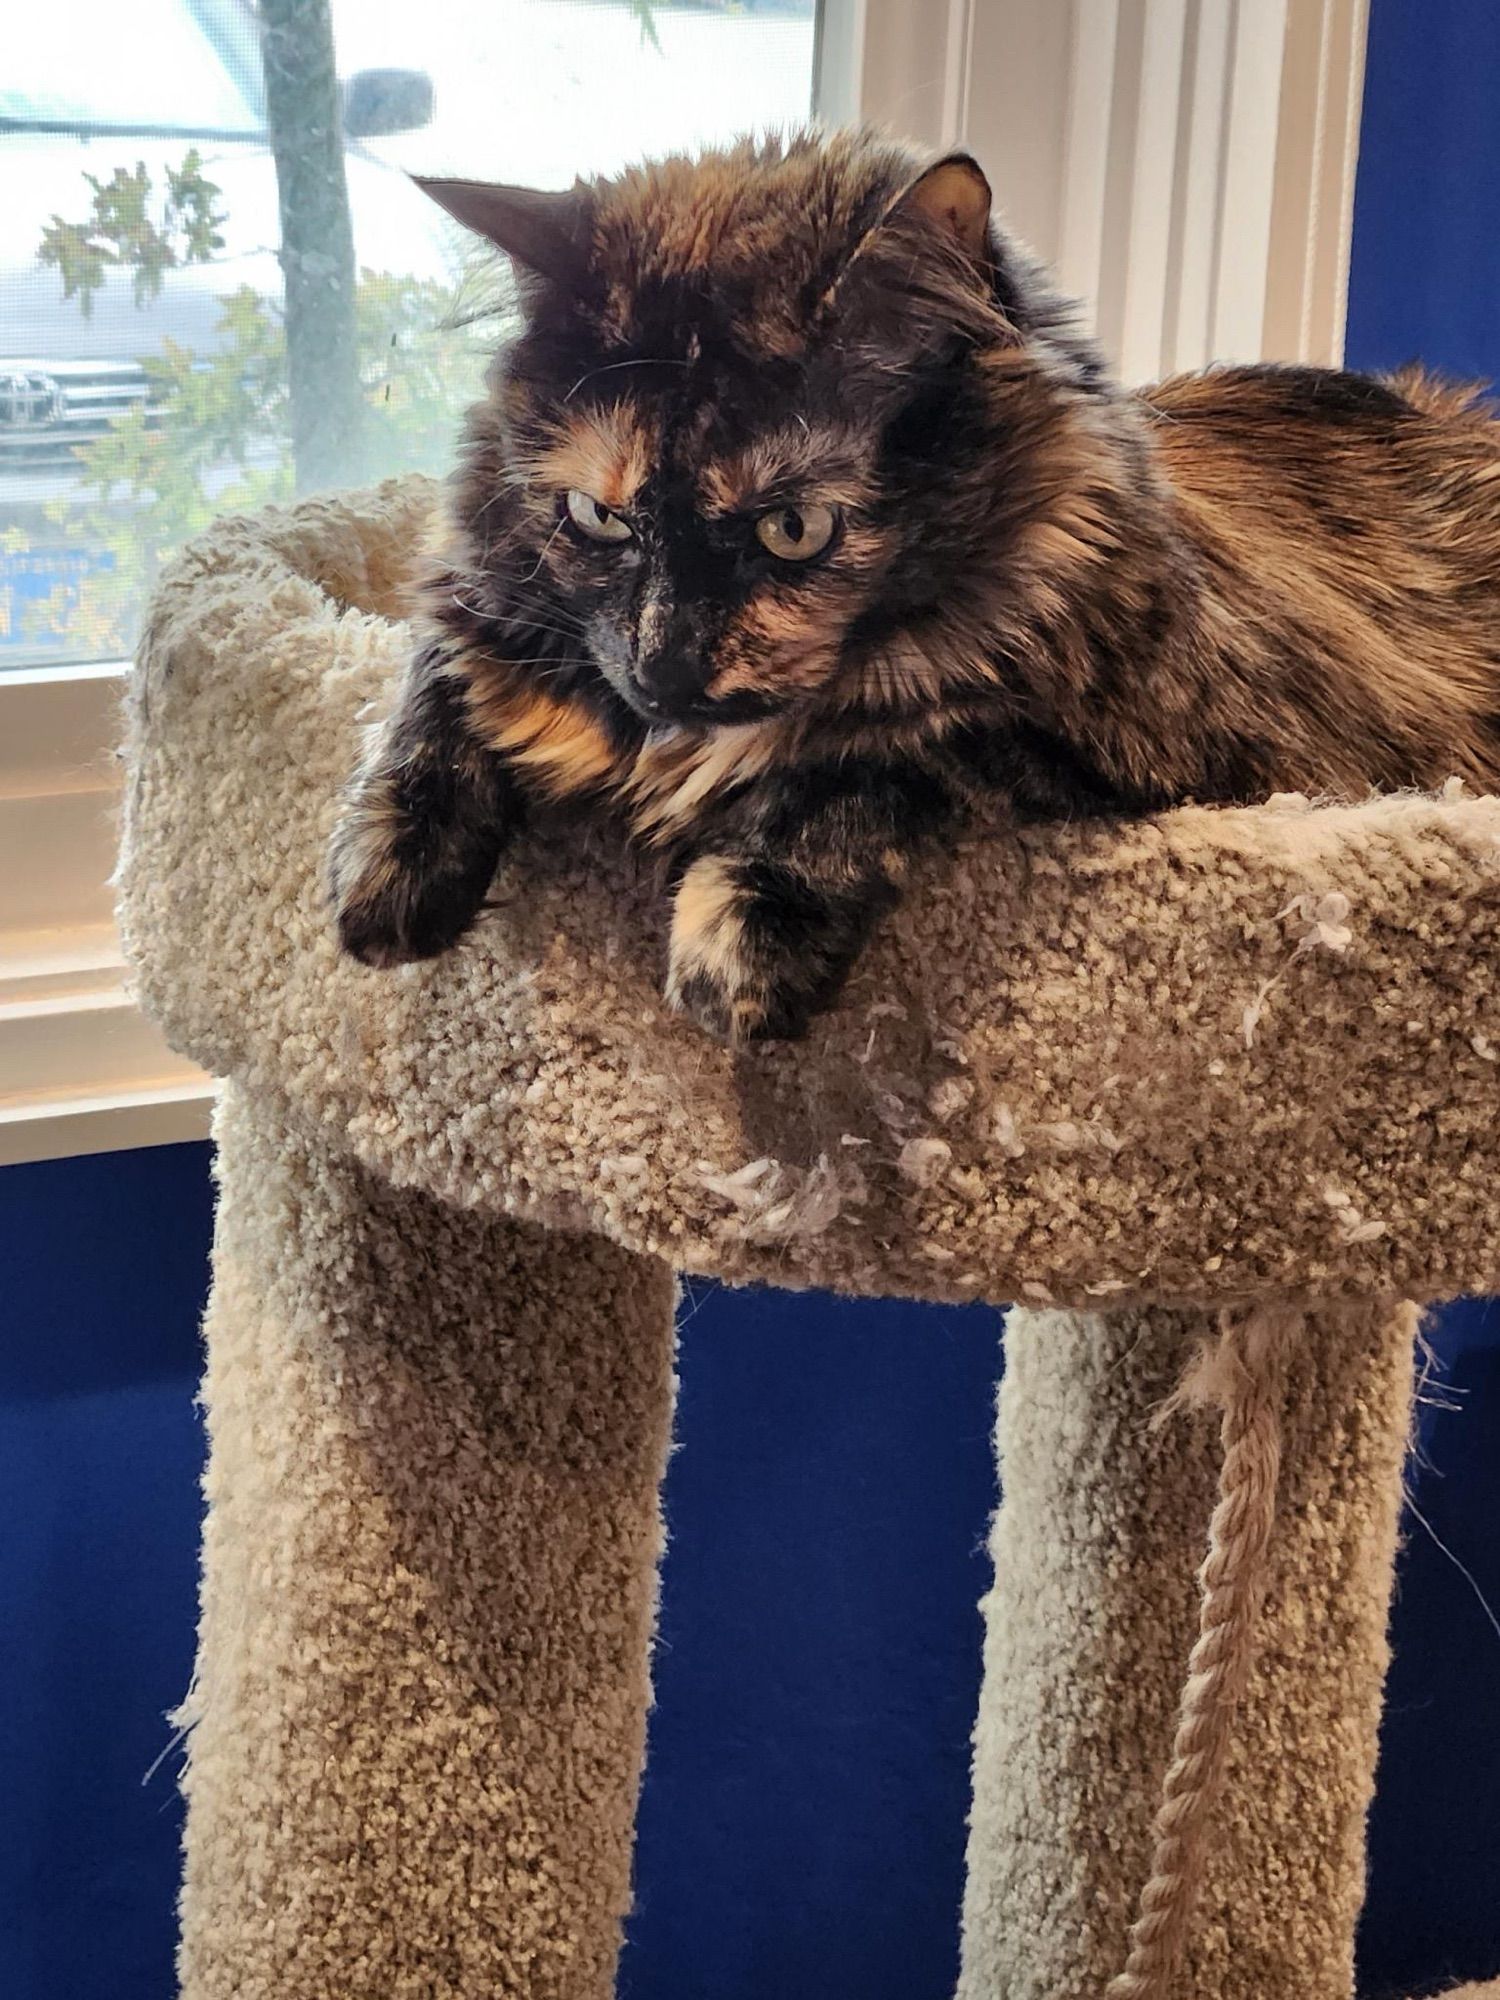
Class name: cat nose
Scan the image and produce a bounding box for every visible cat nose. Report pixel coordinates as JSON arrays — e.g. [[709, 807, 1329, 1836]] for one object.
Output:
[[632, 650, 703, 709]]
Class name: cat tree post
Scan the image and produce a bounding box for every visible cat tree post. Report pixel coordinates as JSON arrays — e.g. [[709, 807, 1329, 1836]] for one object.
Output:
[[962, 1299, 1417, 2000], [178, 1085, 675, 1999], [120, 483, 1500, 2000]]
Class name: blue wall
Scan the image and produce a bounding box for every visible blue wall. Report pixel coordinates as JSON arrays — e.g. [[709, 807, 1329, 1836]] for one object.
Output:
[[621, 1287, 997, 2000], [1, 1146, 211, 2000], [1346, 0, 1500, 385], [1341, 18, 1500, 1989], [6, 3, 1500, 1992], [1358, 1309, 1500, 1999]]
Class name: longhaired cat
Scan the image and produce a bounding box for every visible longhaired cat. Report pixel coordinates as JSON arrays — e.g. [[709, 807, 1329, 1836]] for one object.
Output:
[[331, 129, 1500, 1041]]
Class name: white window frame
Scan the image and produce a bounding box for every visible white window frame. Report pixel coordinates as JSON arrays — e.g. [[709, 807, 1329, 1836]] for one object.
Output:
[[1, 0, 1369, 1165], [819, 0, 1368, 382]]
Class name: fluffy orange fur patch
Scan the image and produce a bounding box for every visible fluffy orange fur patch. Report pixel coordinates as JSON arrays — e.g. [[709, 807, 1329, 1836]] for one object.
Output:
[[465, 673, 622, 798], [626, 721, 786, 843], [529, 402, 657, 510], [698, 425, 873, 517]]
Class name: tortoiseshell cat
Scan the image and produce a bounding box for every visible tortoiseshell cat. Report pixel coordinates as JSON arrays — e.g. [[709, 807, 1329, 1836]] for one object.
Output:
[[331, 129, 1500, 1041]]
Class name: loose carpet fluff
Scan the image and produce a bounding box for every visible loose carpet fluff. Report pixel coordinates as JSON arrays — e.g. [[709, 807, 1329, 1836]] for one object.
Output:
[[120, 480, 1500, 2000], [330, 129, 1500, 1044]]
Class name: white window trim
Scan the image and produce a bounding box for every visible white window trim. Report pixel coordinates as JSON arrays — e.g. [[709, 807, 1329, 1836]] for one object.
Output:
[[821, 0, 1369, 383], [2, 0, 1368, 1166]]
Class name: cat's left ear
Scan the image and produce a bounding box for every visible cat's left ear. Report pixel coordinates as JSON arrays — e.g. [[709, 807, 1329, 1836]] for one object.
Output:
[[883, 153, 994, 271], [828, 151, 997, 323]]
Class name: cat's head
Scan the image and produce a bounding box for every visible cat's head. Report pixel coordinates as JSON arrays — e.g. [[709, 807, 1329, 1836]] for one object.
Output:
[[423, 132, 1096, 730]]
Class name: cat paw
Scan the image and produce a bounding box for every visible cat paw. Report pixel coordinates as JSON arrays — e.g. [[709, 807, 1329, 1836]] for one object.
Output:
[[333, 872, 474, 968], [329, 789, 497, 968], [665, 855, 814, 1044], [669, 966, 811, 1044]]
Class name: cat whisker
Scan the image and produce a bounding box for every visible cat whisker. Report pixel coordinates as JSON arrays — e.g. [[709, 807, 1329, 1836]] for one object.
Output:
[[563, 356, 692, 403], [495, 599, 592, 638], [529, 658, 595, 688], [451, 593, 579, 634], [448, 588, 590, 647], [502, 623, 593, 649], [492, 578, 585, 614], [493, 593, 588, 625], [512, 520, 570, 585]]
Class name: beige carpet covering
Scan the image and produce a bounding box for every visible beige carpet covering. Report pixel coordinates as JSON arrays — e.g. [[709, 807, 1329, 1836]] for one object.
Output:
[[118, 481, 1499, 1998], [177, 1088, 673, 1999]]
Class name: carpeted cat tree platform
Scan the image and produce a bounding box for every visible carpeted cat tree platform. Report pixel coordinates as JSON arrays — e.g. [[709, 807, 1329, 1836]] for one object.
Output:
[[119, 480, 1500, 2000]]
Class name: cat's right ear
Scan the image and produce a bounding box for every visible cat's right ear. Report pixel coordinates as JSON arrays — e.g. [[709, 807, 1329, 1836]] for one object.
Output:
[[412, 176, 591, 285]]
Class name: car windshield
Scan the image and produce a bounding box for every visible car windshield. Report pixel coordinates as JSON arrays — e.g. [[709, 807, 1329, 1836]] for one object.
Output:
[[2, 1, 261, 136]]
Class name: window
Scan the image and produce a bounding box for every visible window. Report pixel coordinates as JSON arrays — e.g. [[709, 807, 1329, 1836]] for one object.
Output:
[[1, 0, 819, 672], [6, 4, 265, 135], [0, 0, 821, 1162]]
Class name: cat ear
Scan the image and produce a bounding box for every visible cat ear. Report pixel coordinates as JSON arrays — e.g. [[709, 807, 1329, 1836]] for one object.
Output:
[[828, 151, 996, 323], [412, 176, 590, 283], [884, 153, 993, 270]]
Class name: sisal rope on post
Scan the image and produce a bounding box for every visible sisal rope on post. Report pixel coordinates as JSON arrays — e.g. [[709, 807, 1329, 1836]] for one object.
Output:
[[1106, 1306, 1301, 2000]]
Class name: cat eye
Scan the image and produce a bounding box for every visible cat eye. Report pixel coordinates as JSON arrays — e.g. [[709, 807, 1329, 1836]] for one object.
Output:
[[565, 489, 633, 543], [755, 502, 837, 562]]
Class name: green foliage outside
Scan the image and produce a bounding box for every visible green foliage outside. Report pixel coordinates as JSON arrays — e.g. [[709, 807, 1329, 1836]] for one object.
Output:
[[21, 154, 489, 658], [38, 151, 227, 316]]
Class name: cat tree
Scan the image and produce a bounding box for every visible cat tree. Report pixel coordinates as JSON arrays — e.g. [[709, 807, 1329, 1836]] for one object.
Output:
[[119, 480, 1500, 2000]]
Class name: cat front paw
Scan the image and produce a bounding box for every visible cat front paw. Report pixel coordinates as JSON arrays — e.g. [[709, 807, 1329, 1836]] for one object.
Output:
[[329, 779, 504, 968], [669, 961, 813, 1045], [666, 855, 824, 1045]]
